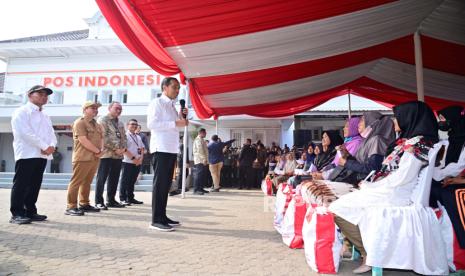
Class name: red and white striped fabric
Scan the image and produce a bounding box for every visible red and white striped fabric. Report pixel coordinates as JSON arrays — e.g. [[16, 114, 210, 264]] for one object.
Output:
[[302, 206, 343, 274], [281, 195, 308, 249], [97, 0, 465, 118]]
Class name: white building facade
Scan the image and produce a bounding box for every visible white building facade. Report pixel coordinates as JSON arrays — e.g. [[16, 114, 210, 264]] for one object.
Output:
[[0, 13, 293, 173], [0, 12, 391, 173]]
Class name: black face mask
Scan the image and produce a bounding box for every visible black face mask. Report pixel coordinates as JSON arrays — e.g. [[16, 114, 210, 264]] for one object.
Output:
[[438, 120, 450, 131]]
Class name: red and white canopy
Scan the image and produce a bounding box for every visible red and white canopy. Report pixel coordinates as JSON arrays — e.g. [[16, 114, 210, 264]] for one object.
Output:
[[96, 0, 465, 118]]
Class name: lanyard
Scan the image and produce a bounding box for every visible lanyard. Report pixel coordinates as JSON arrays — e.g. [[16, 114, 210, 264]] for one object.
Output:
[[129, 133, 140, 148]]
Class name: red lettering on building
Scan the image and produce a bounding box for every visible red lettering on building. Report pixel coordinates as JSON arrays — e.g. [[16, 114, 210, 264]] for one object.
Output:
[[123, 75, 135, 86], [110, 75, 122, 86], [97, 76, 108, 86], [43, 77, 52, 86], [42, 74, 164, 88], [65, 76, 73, 87], [84, 76, 96, 87]]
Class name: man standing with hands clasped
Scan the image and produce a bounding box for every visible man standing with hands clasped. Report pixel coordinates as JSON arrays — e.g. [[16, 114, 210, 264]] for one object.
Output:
[[10, 85, 57, 224], [147, 77, 188, 232], [65, 101, 104, 216], [95, 102, 128, 209], [119, 119, 145, 205]]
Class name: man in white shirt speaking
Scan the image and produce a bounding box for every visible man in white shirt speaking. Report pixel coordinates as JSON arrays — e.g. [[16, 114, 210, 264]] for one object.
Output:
[[10, 85, 57, 224], [147, 77, 188, 232]]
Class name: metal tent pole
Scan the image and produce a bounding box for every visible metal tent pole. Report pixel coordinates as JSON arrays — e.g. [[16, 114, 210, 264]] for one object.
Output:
[[414, 31, 425, 102], [181, 83, 190, 199]]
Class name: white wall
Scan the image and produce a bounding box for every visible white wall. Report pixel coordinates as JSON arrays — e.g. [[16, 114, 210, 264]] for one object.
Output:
[[0, 133, 15, 172], [280, 119, 294, 148]]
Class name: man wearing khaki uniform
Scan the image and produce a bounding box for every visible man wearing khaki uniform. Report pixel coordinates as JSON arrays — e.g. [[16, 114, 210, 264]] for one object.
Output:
[[65, 101, 104, 216]]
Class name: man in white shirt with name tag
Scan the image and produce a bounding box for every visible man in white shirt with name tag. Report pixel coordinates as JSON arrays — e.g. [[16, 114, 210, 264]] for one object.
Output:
[[119, 119, 145, 205], [147, 77, 188, 232], [10, 85, 57, 224]]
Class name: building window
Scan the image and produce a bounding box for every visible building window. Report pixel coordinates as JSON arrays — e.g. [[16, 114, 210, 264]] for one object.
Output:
[[312, 128, 322, 141], [231, 131, 242, 148], [87, 90, 98, 102], [151, 89, 162, 100], [50, 90, 63, 104], [101, 90, 112, 104], [115, 90, 128, 103]]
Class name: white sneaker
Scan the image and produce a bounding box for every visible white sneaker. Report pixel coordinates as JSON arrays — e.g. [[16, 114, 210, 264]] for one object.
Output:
[[149, 223, 174, 232], [353, 264, 371, 274]]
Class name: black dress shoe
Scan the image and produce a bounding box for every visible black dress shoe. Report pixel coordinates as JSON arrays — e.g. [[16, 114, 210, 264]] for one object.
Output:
[[9, 216, 32, 224], [95, 203, 108, 210], [238, 187, 243, 190], [201, 189, 210, 193], [79, 205, 100, 212], [65, 208, 84, 216], [27, 214, 47, 221], [193, 191, 204, 195], [107, 201, 125, 208], [149, 223, 174, 232], [165, 217, 181, 226], [129, 199, 143, 204], [210, 188, 220, 192], [169, 190, 181, 196]]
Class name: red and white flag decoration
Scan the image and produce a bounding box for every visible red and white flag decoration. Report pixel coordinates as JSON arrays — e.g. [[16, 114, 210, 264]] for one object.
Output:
[[97, 0, 465, 118]]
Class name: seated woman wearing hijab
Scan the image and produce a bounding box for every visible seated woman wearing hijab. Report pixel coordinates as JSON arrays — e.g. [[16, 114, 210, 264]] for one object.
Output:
[[305, 142, 316, 168], [289, 132, 342, 187], [430, 105, 465, 250], [314, 117, 363, 180], [329, 101, 439, 274], [311, 130, 344, 172], [328, 111, 395, 185]]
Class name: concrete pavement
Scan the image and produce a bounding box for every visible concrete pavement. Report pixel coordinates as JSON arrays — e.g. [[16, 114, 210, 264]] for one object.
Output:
[[0, 188, 421, 275]]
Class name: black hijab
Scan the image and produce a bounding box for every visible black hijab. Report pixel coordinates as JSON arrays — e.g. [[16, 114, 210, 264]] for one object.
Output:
[[313, 130, 343, 170], [438, 106, 465, 165], [393, 101, 439, 144]]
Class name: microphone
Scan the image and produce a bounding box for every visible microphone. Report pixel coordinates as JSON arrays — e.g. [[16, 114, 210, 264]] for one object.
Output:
[[179, 99, 187, 118]]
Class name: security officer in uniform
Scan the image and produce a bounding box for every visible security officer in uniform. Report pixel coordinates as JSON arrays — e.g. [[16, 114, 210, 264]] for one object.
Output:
[[65, 101, 104, 215]]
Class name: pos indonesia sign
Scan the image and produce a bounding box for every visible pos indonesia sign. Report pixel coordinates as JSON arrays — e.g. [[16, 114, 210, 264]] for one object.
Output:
[[43, 74, 162, 88]]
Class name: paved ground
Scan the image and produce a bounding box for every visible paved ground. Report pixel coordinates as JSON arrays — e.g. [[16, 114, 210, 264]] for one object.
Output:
[[0, 188, 424, 275]]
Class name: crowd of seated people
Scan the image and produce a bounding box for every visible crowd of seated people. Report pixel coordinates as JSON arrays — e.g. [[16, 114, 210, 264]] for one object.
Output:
[[263, 101, 465, 274]]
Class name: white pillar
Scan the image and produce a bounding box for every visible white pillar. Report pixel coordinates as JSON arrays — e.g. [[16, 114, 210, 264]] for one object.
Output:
[[414, 31, 425, 102], [181, 85, 190, 199], [215, 117, 219, 134]]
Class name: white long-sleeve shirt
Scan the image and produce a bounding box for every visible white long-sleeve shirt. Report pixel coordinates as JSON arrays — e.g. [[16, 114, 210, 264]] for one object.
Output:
[[11, 102, 57, 161], [147, 94, 180, 154], [433, 146, 465, 181]]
